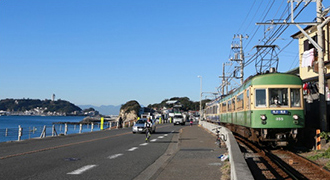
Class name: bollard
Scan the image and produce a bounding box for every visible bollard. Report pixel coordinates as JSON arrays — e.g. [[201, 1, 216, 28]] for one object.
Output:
[[79, 124, 82, 133], [5, 128, 8, 137], [18, 125, 22, 141], [65, 123, 68, 135], [109, 122, 112, 130], [116, 121, 119, 129], [91, 123, 94, 132], [316, 129, 321, 150], [100, 117, 104, 130], [40, 125, 46, 138], [28, 127, 31, 139], [52, 125, 58, 136]]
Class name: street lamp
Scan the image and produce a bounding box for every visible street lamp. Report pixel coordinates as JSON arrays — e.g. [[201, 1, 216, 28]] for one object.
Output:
[[197, 75, 202, 121]]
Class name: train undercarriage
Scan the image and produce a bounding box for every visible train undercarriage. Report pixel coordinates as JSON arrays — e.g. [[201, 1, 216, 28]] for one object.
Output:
[[222, 123, 298, 148]]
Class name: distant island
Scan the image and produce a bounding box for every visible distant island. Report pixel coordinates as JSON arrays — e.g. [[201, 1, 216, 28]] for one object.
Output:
[[0, 98, 96, 116]]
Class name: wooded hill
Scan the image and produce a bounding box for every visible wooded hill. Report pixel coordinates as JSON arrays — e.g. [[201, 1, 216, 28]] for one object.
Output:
[[0, 98, 82, 113], [147, 97, 211, 111]]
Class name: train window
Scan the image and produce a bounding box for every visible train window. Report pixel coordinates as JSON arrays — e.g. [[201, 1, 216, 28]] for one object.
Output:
[[290, 88, 301, 107], [222, 102, 226, 112], [269, 88, 288, 107], [228, 99, 232, 111], [255, 89, 266, 107], [232, 98, 235, 111], [246, 89, 250, 109], [237, 93, 244, 110]]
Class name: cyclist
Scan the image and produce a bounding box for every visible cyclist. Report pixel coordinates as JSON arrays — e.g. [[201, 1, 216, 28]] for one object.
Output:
[[144, 118, 152, 142]]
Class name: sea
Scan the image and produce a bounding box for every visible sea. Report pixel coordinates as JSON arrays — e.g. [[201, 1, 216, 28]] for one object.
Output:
[[0, 116, 110, 143]]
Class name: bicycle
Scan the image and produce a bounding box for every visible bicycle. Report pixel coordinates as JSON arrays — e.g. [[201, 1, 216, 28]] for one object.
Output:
[[212, 127, 225, 148], [145, 127, 151, 142]]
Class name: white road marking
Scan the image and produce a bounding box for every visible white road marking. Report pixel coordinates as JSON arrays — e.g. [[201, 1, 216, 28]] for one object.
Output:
[[128, 147, 138, 151], [164, 134, 168, 137], [158, 136, 164, 139], [151, 139, 157, 142], [140, 143, 148, 146], [171, 130, 174, 133], [67, 165, 98, 175], [108, 153, 123, 159]]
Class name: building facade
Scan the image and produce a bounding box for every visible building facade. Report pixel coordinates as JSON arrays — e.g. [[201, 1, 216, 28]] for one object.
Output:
[[292, 21, 330, 132]]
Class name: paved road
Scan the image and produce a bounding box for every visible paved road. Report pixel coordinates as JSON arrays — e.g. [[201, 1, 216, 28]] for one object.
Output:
[[0, 123, 183, 180]]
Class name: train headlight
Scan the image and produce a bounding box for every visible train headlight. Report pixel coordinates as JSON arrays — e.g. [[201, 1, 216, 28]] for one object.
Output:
[[293, 115, 299, 120], [293, 115, 299, 124], [260, 114, 267, 125], [260, 114, 267, 120]]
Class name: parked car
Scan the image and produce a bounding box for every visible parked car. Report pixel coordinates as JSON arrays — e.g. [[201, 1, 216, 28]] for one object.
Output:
[[132, 118, 156, 134]]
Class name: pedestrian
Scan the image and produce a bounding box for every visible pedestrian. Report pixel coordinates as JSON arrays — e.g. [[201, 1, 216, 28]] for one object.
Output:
[[118, 117, 123, 128], [190, 116, 193, 126]]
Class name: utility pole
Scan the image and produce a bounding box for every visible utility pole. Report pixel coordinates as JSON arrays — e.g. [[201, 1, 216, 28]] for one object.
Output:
[[230, 34, 248, 84], [316, 0, 327, 131], [198, 76, 202, 120], [219, 62, 232, 95], [256, 0, 329, 131]]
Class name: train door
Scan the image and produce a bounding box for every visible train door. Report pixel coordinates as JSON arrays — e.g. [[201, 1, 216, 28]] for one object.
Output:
[[245, 88, 251, 126]]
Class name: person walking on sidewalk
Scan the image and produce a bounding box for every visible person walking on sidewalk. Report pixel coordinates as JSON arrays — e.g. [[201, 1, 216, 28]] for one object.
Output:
[[189, 116, 193, 126]]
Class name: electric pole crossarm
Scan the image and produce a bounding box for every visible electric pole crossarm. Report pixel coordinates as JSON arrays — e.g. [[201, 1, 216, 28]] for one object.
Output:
[[295, 25, 322, 51], [256, 22, 318, 25]]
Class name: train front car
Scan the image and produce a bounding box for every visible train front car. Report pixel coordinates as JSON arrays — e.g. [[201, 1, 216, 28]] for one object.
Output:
[[249, 73, 305, 147]]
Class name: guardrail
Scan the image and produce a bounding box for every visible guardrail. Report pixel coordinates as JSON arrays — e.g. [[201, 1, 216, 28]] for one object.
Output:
[[1, 118, 172, 143], [199, 121, 254, 180], [0, 121, 118, 143]]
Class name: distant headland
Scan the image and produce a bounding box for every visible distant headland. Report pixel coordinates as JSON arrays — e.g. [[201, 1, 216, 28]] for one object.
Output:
[[0, 98, 97, 116]]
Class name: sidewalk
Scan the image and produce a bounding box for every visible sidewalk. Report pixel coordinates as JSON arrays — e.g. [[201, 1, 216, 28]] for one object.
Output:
[[135, 124, 228, 180]]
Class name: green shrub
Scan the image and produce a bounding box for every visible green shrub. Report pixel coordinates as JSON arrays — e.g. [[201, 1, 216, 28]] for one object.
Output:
[[309, 148, 330, 160], [320, 131, 330, 141]]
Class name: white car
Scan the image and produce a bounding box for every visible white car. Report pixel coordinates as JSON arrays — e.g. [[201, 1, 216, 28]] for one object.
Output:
[[132, 119, 156, 134]]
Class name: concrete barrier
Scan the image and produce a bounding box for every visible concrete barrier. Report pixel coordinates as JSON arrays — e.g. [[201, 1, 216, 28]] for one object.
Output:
[[199, 121, 254, 180]]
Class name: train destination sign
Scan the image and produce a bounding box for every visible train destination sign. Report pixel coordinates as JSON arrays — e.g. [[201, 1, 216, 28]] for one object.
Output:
[[271, 110, 289, 115]]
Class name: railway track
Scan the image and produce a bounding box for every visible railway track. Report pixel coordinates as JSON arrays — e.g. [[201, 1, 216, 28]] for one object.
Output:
[[235, 135, 330, 180]]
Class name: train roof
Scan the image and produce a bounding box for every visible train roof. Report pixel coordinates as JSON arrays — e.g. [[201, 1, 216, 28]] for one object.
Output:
[[250, 73, 302, 86], [211, 73, 302, 103]]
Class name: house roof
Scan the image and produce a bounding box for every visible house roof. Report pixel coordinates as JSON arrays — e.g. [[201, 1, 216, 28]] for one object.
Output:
[[166, 100, 178, 104]]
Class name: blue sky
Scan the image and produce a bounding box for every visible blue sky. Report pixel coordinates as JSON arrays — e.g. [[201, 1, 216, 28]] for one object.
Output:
[[1, 0, 329, 107]]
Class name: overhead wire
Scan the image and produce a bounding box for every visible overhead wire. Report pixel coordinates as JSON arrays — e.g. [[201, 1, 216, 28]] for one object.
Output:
[[236, 0, 257, 33], [220, 0, 312, 92], [225, 0, 275, 81], [224, 0, 309, 91], [244, 1, 310, 67]]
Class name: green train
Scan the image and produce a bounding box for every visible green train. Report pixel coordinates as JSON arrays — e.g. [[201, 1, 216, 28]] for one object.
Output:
[[204, 73, 305, 147]]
